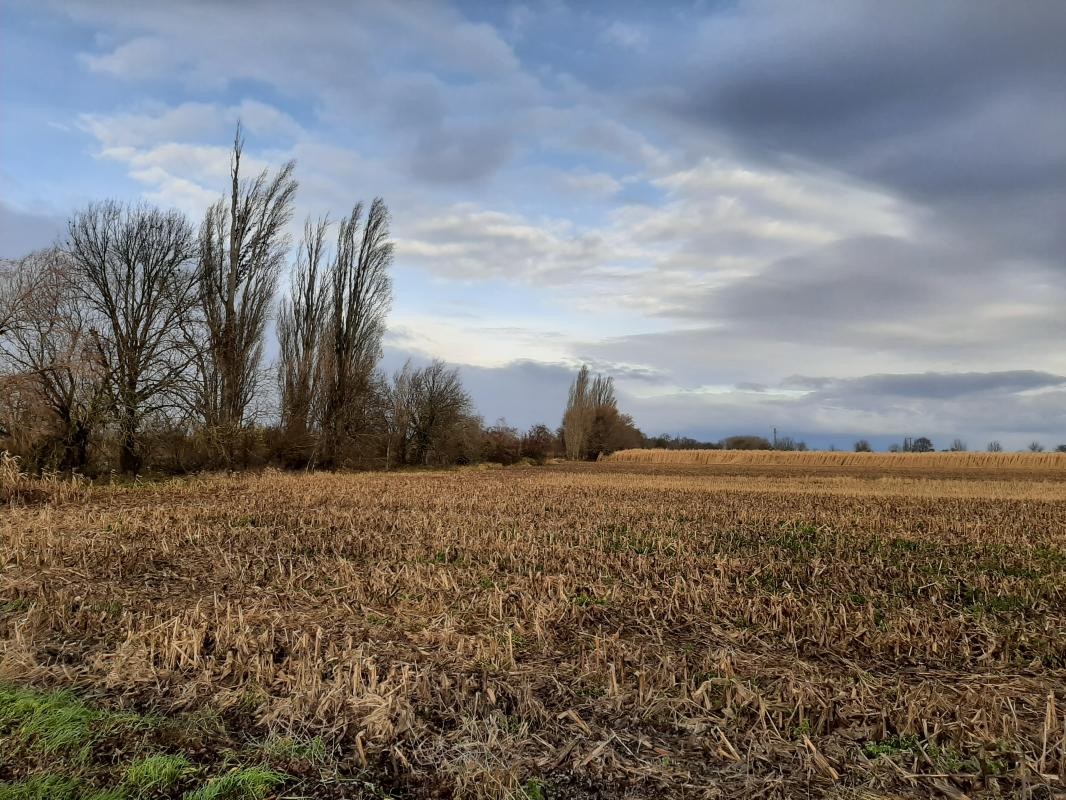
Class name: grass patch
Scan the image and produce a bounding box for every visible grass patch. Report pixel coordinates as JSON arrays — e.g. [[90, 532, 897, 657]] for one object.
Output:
[[123, 753, 194, 795], [0, 686, 101, 760], [0, 775, 122, 800], [258, 734, 327, 765], [185, 767, 286, 800], [0, 686, 291, 800]]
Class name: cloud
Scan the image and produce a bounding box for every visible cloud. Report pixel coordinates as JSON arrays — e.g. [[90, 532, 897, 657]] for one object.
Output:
[[602, 21, 648, 51], [556, 169, 622, 199], [409, 123, 516, 184], [385, 350, 1066, 448], [60, 0, 537, 187], [9, 0, 1066, 449], [782, 371, 1066, 400], [662, 3, 1066, 185], [618, 370, 1066, 448], [81, 36, 175, 78], [0, 203, 66, 258], [457, 358, 575, 428], [652, 0, 1066, 265], [395, 205, 612, 284]]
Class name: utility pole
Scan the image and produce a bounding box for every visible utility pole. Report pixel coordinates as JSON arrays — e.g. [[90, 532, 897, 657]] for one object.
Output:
[[772, 426, 778, 449]]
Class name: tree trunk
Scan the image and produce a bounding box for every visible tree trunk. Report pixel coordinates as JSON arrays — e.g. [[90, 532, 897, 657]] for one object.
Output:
[[61, 421, 91, 473], [119, 407, 140, 475]]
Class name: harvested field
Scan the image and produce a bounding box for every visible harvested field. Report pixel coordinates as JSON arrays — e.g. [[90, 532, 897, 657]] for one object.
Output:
[[1, 461, 1065, 798]]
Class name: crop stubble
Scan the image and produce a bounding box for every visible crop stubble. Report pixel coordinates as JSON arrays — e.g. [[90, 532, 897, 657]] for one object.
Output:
[[1, 459, 1064, 798]]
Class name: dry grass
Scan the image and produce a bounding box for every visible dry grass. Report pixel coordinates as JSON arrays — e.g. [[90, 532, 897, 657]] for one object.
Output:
[[1, 461, 1064, 798], [0, 451, 90, 506]]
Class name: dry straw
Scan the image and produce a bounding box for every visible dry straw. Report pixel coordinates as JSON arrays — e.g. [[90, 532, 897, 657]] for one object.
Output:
[[1, 461, 1063, 797]]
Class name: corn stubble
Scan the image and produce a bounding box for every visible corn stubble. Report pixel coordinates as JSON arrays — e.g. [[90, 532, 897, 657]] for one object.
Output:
[[1, 461, 1064, 798]]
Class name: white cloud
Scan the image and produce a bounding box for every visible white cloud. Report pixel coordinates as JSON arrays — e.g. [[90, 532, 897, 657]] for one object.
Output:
[[80, 36, 176, 78], [387, 317, 570, 368], [395, 205, 613, 284], [80, 101, 303, 150]]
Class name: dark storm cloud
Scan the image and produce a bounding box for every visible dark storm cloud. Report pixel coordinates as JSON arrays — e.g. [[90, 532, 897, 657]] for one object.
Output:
[[688, 236, 943, 325], [459, 359, 575, 429], [661, 2, 1066, 203], [644, 229, 1066, 363]]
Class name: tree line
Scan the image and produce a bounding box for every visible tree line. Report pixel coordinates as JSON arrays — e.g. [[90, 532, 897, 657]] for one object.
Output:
[[0, 128, 651, 475]]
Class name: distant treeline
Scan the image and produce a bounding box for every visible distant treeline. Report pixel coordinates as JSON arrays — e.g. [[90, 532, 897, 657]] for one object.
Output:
[[643, 433, 808, 451], [644, 435, 1066, 454]]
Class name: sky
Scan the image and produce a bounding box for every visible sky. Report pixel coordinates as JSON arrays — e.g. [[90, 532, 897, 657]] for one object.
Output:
[[2, 0, 1065, 450]]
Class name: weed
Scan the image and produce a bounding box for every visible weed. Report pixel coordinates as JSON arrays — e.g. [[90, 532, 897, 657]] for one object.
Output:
[[0, 598, 32, 614], [862, 734, 921, 759]]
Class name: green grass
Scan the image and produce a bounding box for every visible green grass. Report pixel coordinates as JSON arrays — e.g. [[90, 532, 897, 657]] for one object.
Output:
[[185, 767, 286, 800], [123, 753, 194, 795], [0, 686, 101, 760], [0, 775, 122, 800], [258, 734, 327, 765], [570, 592, 609, 607], [0, 685, 296, 800]]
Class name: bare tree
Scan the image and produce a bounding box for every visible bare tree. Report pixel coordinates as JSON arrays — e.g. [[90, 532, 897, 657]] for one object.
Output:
[[562, 365, 592, 460], [382, 360, 417, 470], [278, 217, 328, 441], [562, 366, 622, 460], [317, 199, 393, 466], [0, 249, 106, 470], [405, 359, 473, 466], [590, 373, 616, 408], [197, 124, 297, 463], [67, 201, 198, 474], [0, 259, 26, 337]]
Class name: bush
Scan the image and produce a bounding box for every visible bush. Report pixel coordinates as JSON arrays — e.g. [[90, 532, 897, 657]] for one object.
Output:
[[721, 435, 773, 450], [482, 420, 522, 465], [520, 424, 556, 464]]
